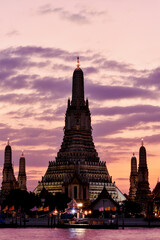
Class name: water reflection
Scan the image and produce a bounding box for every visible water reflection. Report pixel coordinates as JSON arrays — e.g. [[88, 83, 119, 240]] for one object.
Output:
[[1, 228, 160, 240], [69, 228, 86, 239]]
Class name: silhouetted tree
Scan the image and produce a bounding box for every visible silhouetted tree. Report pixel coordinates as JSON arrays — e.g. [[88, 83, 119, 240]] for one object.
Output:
[[123, 200, 143, 216], [2, 189, 40, 213]]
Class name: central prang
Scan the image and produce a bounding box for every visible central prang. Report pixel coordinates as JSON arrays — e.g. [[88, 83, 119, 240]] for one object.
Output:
[[34, 58, 124, 204]]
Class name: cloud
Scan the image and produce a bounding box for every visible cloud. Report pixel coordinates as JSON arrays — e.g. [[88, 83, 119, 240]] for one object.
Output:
[[35, 105, 66, 121], [1, 74, 30, 90], [6, 30, 19, 37], [93, 111, 160, 137], [83, 67, 99, 75], [115, 178, 129, 181], [91, 105, 160, 116], [98, 59, 135, 73], [0, 93, 41, 105], [86, 83, 156, 100], [32, 77, 71, 97], [38, 4, 106, 24], [144, 134, 160, 144], [0, 57, 27, 71], [133, 67, 160, 89], [0, 46, 70, 60], [0, 126, 63, 147]]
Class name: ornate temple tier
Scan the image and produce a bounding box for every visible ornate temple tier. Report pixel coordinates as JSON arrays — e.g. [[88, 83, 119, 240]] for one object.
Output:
[[34, 58, 125, 203], [44, 160, 111, 184]]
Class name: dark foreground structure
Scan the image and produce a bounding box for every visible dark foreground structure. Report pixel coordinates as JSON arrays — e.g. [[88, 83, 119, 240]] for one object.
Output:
[[1, 215, 160, 229]]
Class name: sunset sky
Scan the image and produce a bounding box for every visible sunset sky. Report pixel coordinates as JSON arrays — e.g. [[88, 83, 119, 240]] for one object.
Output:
[[0, 0, 160, 193]]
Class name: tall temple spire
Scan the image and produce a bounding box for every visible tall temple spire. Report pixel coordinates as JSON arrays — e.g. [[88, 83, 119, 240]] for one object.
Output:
[[18, 151, 27, 191], [4, 138, 12, 165], [136, 142, 152, 205], [129, 153, 138, 200], [131, 153, 137, 175], [34, 58, 114, 203], [139, 140, 147, 167], [71, 57, 85, 106], [2, 140, 18, 195]]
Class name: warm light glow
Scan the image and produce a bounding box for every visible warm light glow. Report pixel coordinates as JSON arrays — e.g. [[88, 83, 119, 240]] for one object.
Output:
[[141, 138, 144, 146], [72, 209, 75, 214], [54, 209, 58, 215], [84, 210, 88, 215], [77, 203, 83, 207], [77, 56, 80, 68]]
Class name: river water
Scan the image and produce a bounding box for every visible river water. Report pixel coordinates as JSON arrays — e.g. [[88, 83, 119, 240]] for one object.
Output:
[[0, 228, 160, 240]]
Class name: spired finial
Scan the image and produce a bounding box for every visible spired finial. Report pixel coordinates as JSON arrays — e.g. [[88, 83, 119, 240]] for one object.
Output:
[[7, 138, 10, 145], [141, 138, 144, 146], [22, 150, 24, 156], [133, 152, 135, 156], [76, 56, 80, 68]]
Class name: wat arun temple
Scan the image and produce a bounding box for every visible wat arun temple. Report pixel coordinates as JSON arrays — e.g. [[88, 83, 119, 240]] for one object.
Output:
[[34, 58, 125, 205]]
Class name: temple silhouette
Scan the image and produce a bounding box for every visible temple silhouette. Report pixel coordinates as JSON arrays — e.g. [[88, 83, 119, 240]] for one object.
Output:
[[129, 140, 153, 208], [1, 139, 27, 196], [34, 58, 125, 204]]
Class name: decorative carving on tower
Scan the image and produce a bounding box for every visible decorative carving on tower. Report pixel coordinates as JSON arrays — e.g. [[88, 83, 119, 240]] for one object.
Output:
[[136, 140, 152, 203], [57, 57, 100, 163], [18, 151, 27, 191], [129, 153, 138, 201], [1, 139, 18, 196], [34, 58, 124, 204]]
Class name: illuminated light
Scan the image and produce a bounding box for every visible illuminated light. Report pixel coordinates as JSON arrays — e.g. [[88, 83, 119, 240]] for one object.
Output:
[[54, 209, 58, 214], [88, 210, 92, 214], [78, 203, 83, 207], [84, 210, 88, 215], [72, 209, 75, 214], [77, 56, 80, 68], [141, 138, 144, 146]]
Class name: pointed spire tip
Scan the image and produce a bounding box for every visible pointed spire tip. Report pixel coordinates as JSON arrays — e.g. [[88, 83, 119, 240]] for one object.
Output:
[[141, 138, 144, 146], [76, 56, 80, 68]]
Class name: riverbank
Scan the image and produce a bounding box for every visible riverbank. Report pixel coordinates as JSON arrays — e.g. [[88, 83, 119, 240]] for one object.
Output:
[[1, 217, 160, 228]]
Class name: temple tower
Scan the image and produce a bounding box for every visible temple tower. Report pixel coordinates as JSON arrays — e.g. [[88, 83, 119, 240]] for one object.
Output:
[[34, 58, 125, 204], [71, 57, 84, 107], [18, 152, 27, 191], [129, 153, 138, 200], [1, 139, 18, 196], [136, 140, 152, 203], [57, 57, 99, 161]]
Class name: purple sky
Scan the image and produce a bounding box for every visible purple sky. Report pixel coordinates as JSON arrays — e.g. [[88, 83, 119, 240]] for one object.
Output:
[[1, 0, 160, 193]]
